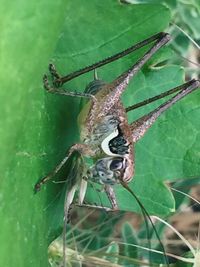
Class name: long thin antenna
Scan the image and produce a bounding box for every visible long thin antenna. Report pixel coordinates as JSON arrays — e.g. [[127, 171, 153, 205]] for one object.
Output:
[[120, 181, 169, 266]]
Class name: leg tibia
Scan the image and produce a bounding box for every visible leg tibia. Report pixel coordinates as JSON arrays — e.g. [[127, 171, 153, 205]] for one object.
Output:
[[35, 144, 94, 192], [131, 79, 200, 143]]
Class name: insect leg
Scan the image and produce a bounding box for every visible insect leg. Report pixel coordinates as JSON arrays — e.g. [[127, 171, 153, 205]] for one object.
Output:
[[130, 79, 200, 143], [126, 79, 196, 112], [55, 32, 168, 85], [76, 185, 118, 211], [34, 144, 93, 192], [97, 33, 171, 119], [49, 63, 61, 81], [104, 185, 118, 210], [76, 203, 114, 212], [43, 73, 95, 100]]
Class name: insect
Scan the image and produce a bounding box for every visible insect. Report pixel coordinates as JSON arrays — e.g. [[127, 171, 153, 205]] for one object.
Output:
[[35, 32, 200, 266]]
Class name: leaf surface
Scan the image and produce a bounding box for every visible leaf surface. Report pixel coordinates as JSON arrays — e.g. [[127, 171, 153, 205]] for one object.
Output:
[[0, 1, 68, 266]]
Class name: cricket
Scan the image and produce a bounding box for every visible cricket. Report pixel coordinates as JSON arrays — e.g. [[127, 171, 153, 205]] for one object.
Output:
[[35, 31, 200, 266]]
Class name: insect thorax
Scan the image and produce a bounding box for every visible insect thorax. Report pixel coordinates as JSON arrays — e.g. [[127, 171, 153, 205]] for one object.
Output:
[[79, 79, 134, 185]]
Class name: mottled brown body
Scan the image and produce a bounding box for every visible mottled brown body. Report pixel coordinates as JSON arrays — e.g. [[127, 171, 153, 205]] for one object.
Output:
[[78, 83, 134, 183]]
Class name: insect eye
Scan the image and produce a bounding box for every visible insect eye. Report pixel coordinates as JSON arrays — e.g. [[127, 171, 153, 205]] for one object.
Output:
[[99, 171, 105, 177], [110, 158, 123, 170]]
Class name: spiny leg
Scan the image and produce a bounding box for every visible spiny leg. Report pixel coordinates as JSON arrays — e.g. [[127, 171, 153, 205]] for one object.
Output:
[[34, 144, 93, 192], [104, 185, 118, 210], [54, 32, 167, 85], [44, 33, 170, 121], [126, 79, 196, 113], [43, 73, 96, 100], [34, 150, 72, 192], [130, 79, 200, 143], [76, 203, 114, 212], [76, 184, 119, 211], [34, 146, 78, 192], [49, 63, 61, 83], [96, 33, 171, 119]]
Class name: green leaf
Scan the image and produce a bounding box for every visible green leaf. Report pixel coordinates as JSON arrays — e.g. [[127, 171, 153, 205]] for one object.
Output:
[[0, 1, 68, 267], [122, 223, 139, 260]]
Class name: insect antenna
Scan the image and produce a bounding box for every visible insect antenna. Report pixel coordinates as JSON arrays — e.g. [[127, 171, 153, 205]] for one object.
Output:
[[120, 180, 169, 266]]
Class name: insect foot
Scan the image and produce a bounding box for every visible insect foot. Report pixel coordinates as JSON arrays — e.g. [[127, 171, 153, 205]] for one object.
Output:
[[34, 181, 42, 193], [43, 74, 53, 92], [48, 63, 63, 87], [43, 65, 62, 92]]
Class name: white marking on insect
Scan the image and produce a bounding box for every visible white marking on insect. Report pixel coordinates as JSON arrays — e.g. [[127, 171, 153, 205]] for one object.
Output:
[[101, 128, 120, 156]]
